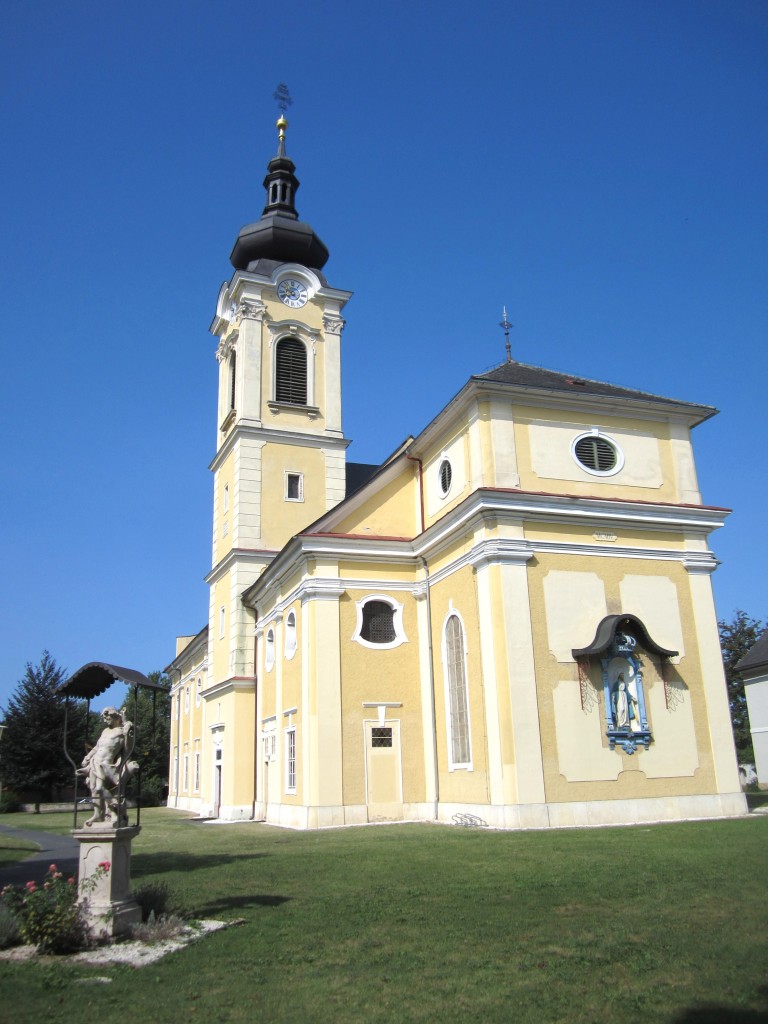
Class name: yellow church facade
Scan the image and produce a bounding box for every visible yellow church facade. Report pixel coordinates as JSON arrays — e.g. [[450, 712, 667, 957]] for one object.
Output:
[[167, 117, 745, 829]]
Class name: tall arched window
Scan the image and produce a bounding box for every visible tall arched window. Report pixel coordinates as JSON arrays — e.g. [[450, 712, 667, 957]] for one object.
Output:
[[275, 337, 307, 405], [444, 613, 471, 768], [229, 352, 237, 410]]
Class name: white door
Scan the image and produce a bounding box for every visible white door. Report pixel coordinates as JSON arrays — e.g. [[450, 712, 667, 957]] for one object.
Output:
[[364, 720, 403, 822]]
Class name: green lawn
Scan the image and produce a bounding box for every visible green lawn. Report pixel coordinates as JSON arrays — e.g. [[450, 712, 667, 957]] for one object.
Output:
[[0, 835, 38, 866], [0, 809, 766, 1024]]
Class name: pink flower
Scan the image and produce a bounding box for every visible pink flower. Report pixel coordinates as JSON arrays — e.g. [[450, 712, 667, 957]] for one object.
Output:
[[97, 861, 111, 872], [48, 864, 57, 873], [25, 881, 36, 892], [67, 877, 75, 886]]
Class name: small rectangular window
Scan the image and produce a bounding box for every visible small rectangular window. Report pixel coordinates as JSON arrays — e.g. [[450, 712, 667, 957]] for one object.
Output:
[[286, 473, 303, 502], [371, 727, 393, 748], [219, 606, 226, 639]]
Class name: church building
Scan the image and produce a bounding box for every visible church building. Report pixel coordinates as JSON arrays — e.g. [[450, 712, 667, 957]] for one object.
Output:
[[167, 115, 746, 830]]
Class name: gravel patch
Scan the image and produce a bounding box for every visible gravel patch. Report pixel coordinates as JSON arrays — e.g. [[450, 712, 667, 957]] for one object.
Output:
[[0, 919, 236, 968]]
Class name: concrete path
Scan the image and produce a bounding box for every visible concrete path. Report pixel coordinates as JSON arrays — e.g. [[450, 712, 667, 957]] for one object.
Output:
[[0, 823, 79, 888]]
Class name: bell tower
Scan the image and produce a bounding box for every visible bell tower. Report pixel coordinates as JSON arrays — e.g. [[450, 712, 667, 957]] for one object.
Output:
[[207, 113, 352, 688]]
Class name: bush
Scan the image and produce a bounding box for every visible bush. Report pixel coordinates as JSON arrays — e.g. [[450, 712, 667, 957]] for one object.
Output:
[[131, 911, 188, 944], [0, 791, 22, 814], [0, 902, 21, 948], [132, 881, 171, 922], [0, 861, 109, 954], [138, 775, 166, 808]]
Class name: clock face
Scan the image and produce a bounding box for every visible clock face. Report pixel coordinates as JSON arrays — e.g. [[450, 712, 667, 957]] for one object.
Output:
[[277, 279, 308, 308]]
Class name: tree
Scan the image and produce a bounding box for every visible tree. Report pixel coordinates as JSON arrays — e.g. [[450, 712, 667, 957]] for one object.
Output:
[[121, 671, 171, 805], [0, 652, 90, 810], [719, 610, 766, 764]]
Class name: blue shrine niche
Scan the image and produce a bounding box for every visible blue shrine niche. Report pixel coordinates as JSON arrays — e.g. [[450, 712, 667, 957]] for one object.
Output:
[[573, 614, 678, 756]]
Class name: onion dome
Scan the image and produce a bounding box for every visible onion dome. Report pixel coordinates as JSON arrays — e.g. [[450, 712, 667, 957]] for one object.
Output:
[[230, 115, 329, 272]]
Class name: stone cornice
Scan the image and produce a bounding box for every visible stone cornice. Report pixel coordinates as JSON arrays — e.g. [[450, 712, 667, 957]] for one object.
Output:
[[202, 675, 256, 700], [209, 422, 350, 473]]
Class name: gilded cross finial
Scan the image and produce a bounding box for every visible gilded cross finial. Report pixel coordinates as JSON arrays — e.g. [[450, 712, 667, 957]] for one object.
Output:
[[499, 306, 514, 362]]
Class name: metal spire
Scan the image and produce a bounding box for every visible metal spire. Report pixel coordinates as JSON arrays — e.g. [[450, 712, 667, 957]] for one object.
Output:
[[499, 306, 513, 362], [272, 84, 293, 157]]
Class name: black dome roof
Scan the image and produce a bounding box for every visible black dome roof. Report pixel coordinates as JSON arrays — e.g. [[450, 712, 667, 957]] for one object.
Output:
[[230, 120, 329, 272]]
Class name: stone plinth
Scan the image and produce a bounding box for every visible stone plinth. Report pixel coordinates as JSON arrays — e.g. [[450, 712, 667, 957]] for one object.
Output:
[[72, 825, 142, 938]]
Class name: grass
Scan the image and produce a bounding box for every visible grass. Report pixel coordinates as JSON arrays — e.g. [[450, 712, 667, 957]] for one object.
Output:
[[0, 834, 39, 867], [0, 809, 766, 1023]]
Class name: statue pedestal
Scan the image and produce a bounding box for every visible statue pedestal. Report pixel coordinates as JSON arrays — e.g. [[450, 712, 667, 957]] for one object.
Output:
[[72, 825, 142, 939]]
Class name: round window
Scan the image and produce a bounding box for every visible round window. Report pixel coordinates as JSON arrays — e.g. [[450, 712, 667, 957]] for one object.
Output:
[[439, 459, 453, 496], [572, 432, 623, 475]]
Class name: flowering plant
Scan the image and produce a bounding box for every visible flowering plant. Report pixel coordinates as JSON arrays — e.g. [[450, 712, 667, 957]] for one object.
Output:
[[1, 861, 110, 953]]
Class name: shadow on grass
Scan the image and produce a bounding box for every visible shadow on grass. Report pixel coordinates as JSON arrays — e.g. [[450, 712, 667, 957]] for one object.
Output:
[[132, 851, 269, 876], [672, 986, 768, 1024], [195, 893, 291, 916]]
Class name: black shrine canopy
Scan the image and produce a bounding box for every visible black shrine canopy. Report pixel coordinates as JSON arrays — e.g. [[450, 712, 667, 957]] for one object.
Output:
[[572, 614, 678, 660], [58, 662, 166, 700]]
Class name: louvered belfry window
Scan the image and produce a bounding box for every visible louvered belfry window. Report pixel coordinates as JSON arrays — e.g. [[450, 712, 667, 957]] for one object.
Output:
[[445, 614, 471, 765], [361, 600, 396, 644], [276, 337, 307, 405], [574, 435, 617, 472]]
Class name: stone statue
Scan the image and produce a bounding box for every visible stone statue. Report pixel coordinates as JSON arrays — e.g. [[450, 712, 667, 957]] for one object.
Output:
[[78, 707, 139, 827], [612, 674, 639, 732]]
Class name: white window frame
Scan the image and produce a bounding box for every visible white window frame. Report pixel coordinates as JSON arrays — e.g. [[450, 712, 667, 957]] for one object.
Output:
[[352, 595, 407, 650], [442, 608, 473, 771], [193, 750, 201, 792], [183, 752, 189, 792], [184, 686, 190, 713], [285, 726, 297, 794], [571, 427, 625, 477], [223, 483, 229, 513], [265, 628, 276, 672], [285, 472, 304, 502], [196, 677, 202, 707], [284, 610, 298, 659], [438, 456, 453, 497], [219, 606, 226, 639]]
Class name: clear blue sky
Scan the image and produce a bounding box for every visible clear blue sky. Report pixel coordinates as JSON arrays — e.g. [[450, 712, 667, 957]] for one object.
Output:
[[1, 0, 766, 710]]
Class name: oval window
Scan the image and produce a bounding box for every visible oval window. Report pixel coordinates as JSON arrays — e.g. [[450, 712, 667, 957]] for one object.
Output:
[[439, 458, 453, 496]]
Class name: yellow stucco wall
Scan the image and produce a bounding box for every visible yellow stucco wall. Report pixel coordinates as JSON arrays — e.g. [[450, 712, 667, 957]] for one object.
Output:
[[512, 406, 680, 502], [261, 444, 327, 550], [333, 465, 418, 538], [528, 552, 718, 803], [338, 590, 426, 807]]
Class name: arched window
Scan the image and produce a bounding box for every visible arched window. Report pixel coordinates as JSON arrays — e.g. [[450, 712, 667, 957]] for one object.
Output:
[[196, 677, 202, 707], [265, 628, 275, 672], [184, 685, 190, 713], [444, 613, 471, 768], [275, 337, 307, 405], [229, 352, 237, 410], [285, 610, 297, 659]]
